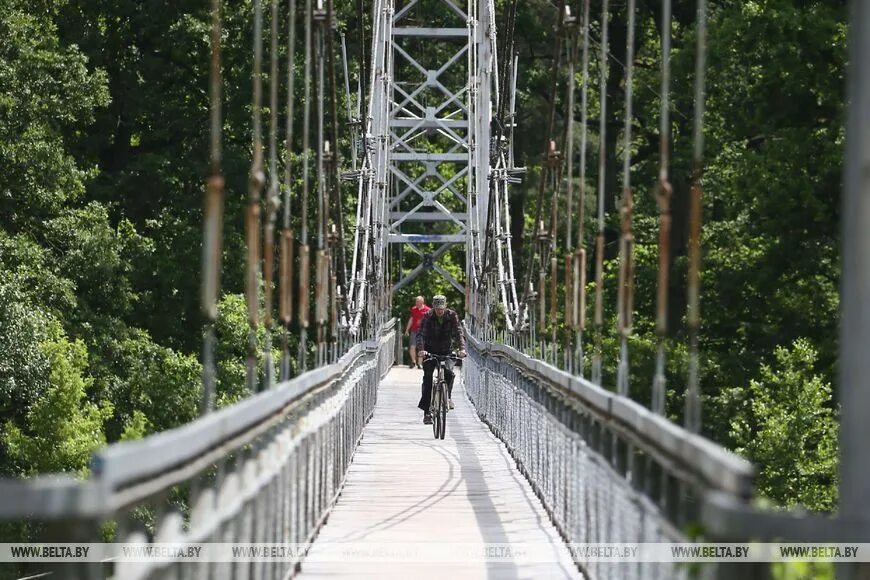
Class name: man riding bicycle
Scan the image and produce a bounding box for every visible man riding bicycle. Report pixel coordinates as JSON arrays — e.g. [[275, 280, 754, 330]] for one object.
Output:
[[415, 294, 466, 424]]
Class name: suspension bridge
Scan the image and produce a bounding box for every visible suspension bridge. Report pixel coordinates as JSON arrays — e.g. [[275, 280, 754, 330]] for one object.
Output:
[[2, 0, 869, 579]]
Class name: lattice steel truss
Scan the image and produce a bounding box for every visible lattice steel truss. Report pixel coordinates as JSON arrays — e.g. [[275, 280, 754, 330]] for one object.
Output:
[[349, 0, 521, 334], [386, 0, 473, 296]]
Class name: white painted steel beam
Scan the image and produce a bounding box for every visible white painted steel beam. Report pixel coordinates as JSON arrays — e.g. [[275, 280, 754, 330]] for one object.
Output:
[[393, 27, 467, 37], [391, 212, 468, 221], [392, 152, 466, 161], [388, 234, 466, 243]]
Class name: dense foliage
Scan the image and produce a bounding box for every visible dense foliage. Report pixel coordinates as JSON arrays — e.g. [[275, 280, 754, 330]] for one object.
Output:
[[0, 0, 845, 524], [0, 0, 252, 482], [467, 0, 844, 512]]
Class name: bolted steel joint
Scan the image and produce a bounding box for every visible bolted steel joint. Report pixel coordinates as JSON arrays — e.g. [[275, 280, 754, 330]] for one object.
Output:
[[249, 168, 266, 192], [312, 0, 328, 23], [267, 186, 281, 213], [327, 223, 339, 247], [562, 6, 578, 30], [656, 177, 673, 211], [323, 140, 335, 165], [545, 140, 562, 167]]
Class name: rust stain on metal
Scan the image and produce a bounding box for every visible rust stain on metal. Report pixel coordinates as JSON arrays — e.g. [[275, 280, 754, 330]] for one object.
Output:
[[245, 203, 261, 327], [618, 187, 635, 336], [316, 250, 328, 325], [594, 232, 604, 327], [298, 244, 310, 328], [655, 176, 673, 335], [280, 229, 294, 325], [549, 256, 558, 323], [578, 248, 587, 331], [263, 221, 275, 327], [565, 254, 574, 330]]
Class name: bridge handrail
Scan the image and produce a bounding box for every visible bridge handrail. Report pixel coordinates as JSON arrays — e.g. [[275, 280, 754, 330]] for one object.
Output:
[[95, 345, 370, 512], [0, 477, 103, 519], [467, 331, 755, 497], [0, 318, 397, 520], [702, 490, 855, 542], [466, 326, 866, 579], [95, 342, 368, 491]]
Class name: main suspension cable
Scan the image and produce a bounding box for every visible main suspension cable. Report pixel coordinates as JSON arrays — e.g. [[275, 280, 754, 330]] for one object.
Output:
[[356, 0, 368, 123], [263, 0, 281, 389], [652, 0, 673, 414], [494, 0, 518, 145], [315, 0, 327, 366], [246, 0, 266, 393], [298, 0, 313, 371], [565, 15, 577, 253], [616, 0, 636, 397], [201, 0, 224, 414], [573, 0, 591, 377], [591, 0, 609, 386], [279, 0, 297, 381], [326, 0, 349, 337], [686, 0, 708, 434]]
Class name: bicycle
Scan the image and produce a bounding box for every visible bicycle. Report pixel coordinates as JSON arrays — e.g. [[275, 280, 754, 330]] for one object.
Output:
[[424, 353, 461, 440]]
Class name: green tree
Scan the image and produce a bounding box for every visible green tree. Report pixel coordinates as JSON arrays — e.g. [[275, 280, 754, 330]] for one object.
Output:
[[728, 339, 838, 511], [215, 293, 253, 408], [0, 0, 108, 231], [101, 328, 202, 439], [699, 0, 845, 394], [2, 322, 111, 476], [56, 0, 254, 352], [0, 280, 51, 434]]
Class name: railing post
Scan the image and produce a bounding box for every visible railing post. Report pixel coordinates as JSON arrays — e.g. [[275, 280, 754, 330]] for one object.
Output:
[[841, 3, 870, 579]]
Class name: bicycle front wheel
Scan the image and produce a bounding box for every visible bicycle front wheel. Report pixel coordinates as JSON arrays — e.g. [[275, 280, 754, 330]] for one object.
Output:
[[438, 381, 448, 440], [432, 382, 442, 439]]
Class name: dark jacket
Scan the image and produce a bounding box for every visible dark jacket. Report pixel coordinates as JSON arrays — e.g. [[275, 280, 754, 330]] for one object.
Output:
[[415, 308, 466, 355]]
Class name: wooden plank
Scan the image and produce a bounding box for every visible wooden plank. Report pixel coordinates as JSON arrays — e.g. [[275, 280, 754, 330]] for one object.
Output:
[[298, 367, 582, 579]]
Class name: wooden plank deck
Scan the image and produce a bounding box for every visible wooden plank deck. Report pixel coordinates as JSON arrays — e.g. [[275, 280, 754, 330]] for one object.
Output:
[[297, 366, 582, 579]]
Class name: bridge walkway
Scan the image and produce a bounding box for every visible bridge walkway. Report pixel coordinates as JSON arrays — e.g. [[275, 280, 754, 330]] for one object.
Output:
[[297, 366, 581, 579]]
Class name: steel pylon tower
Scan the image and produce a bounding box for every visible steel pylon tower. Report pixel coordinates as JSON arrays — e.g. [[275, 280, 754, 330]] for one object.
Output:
[[387, 0, 493, 298]]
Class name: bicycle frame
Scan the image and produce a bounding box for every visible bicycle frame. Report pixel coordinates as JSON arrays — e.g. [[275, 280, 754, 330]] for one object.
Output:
[[425, 353, 459, 440]]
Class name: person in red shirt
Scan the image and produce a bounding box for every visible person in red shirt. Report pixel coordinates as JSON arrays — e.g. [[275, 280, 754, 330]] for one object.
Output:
[[404, 295, 430, 368]]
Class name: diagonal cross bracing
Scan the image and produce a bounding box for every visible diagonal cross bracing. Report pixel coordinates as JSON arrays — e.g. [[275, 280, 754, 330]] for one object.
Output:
[[389, 164, 468, 208], [390, 45, 470, 125], [388, 0, 475, 295]]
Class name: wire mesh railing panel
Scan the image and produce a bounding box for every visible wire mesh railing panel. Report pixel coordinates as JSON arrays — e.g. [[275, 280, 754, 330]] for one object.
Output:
[[118, 348, 378, 580], [0, 323, 396, 580], [465, 330, 749, 579]]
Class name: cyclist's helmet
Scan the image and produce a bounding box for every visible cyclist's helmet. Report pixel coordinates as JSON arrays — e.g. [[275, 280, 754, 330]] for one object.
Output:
[[432, 295, 447, 308]]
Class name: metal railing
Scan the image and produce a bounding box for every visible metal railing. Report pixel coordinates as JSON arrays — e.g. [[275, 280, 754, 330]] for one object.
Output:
[[0, 320, 396, 580], [464, 330, 755, 580]]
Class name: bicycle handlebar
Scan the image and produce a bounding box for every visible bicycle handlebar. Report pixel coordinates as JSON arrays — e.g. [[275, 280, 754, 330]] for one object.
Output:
[[422, 352, 463, 361]]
